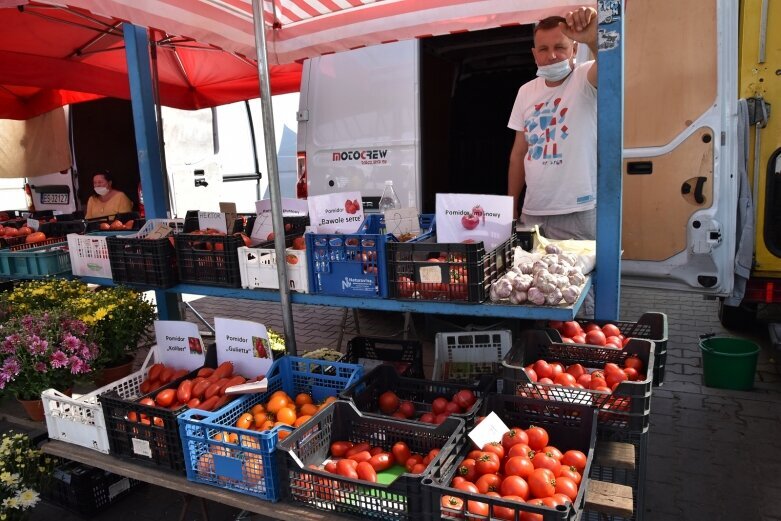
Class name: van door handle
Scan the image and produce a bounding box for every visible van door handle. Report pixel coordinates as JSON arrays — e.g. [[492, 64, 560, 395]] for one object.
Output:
[[626, 161, 653, 175], [681, 177, 707, 204]]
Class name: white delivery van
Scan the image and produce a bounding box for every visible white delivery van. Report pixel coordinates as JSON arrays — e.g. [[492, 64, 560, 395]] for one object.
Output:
[[297, 0, 742, 299]]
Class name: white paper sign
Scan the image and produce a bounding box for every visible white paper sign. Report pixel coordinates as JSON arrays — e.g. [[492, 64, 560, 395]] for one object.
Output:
[[307, 191, 364, 234], [435, 194, 514, 251], [383, 207, 421, 238], [26, 218, 39, 231], [468, 412, 510, 449], [131, 438, 152, 458], [153, 320, 206, 371], [255, 198, 309, 217], [215, 318, 274, 380], [197, 211, 227, 233]]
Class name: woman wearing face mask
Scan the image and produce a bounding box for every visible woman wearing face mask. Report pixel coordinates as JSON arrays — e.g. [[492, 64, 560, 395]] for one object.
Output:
[[85, 171, 134, 219], [507, 6, 598, 241]]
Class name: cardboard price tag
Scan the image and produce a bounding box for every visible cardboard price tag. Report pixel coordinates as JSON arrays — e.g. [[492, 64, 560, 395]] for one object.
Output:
[[153, 320, 206, 371], [468, 412, 510, 449], [219, 202, 237, 233], [383, 207, 420, 238], [198, 211, 227, 233], [26, 218, 39, 231], [435, 194, 513, 251], [215, 317, 273, 380], [307, 191, 364, 234], [143, 223, 175, 240]]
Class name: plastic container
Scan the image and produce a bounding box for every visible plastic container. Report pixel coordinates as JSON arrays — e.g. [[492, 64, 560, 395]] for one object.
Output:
[[546, 312, 668, 386], [432, 330, 513, 388], [237, 234, 309, 292], [178, 356, 363, 501], [67, 231, 135, 279], [42, 349, 159, 454], [0, 238, 71, 278], [85, 212, 142, 232], [340, 364, 496, 426], [343, 336, 425, 379], [306, 214, 435, 298], [42, 460, 144, 517], [38, 219, 88, 237], [425, 394, 597, 521], [106, 218, 184, 288], [386, 232, 517, 303], [378, 180, 401, 212], [277, 400, 465, 521], [700, 336, 759, 390], [174, 218, 246, 287], [502, 330, 654, 433]]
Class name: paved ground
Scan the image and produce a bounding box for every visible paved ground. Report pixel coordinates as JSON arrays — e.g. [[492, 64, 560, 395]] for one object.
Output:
[[2, 286, 780, 520]]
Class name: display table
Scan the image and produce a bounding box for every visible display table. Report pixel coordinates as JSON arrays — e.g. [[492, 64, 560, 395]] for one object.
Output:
[[41, 435, 633, 520]]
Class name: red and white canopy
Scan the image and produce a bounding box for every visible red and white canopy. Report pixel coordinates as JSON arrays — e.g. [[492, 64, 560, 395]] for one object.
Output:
[[55, 0, 586, 64]]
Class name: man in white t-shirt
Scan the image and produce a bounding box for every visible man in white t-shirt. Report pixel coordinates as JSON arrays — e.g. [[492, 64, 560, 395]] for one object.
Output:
[[507, 6, 598, 240]]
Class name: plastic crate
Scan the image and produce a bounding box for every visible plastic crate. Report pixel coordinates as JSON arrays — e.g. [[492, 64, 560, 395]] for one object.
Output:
[[386, 232, 517, 303], [178, 356, 363, 501], [306, 214, 435, 298], [245, 214, 310, 241], [277, 399, 465, 520], [502, 330, 654, 433], [0, 239, 71, 278], [99, 357, 218, 474], [339, 364, 497, 426], [174, 231, 244, 287], [545, 313, 668, 386], [424, 394, 598, 521], [42, 349, 159, 454], [237, 234, 309, 292], [42, 460, 145, 517], [106, 218, 184, 288], [39, 219, 88, 236], [584, 429, 648, 521], [343, 336, 425, 379], [67, 231, 135, 279], [432, 330, 513, 389]]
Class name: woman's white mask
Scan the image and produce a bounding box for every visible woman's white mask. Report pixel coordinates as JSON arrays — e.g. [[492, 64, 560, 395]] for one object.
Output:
[[94, 187, 109, 196]]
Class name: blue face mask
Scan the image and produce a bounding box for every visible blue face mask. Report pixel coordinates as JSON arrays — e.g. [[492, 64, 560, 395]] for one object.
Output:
[[536, 60, 572, 82]]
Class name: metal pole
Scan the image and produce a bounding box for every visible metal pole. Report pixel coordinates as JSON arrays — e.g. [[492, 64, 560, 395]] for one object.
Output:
[[251, 0, 297, 354]]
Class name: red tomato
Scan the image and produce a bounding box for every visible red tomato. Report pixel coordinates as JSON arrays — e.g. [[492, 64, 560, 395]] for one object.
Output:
[[441, 495, 465, 514], [504, 456, 535, 479], [524, 367, 538, 383], [508, 443, 534, 460], [602, 323, 622, 337], [324, 461, 337, 474], [532, 360, 553, 380], [453, 389, 477, 410], [356, 461, 378, 482], [424, 449, 440, 465], [624, 367, 640, 381], [520, 498, 545, 521], [482, 442, 505, 461], [432, 397, 449, 415], [554, 476, 579, 501], [548, 320, 564, 331], [582, 322, 601, 333], [557, 466, 582, 485], [336, 459, 359, 479], [554, 372, 577, 387], [444, 401, 463, 414], [585, 330, 607, 346], [155, 389, 175, 407], [475, 473, 503, 494], [392, 442, 411, 466], [605, 336, 623, 348], [528, 468, 556, 498], [624, 355, 645, 372], [561, 337, 575, 343], [405, 455, 424, 472], [553, 493, 572, 506], [398, 400, 416, 418], [454, 480, 479, 494], [369, 453, 393, 472], [467, 499, 489, 517], [532, 451, 561, 475], [346, 442, 370, 456], [370, 447, 384, 456], [606, 370, 629, 388], [572, 334, 586, 344], [525, 426, 549, 451], [500, 475, 530, 499], [348, 451, 372, 463], [502, 428, 529, 451], [542, 446, 563, 461], [560, 450, 587, 473], [378, 391, 399, 413], [419, 413, 436, 423], [561, 321, 581, 339], [434, 412, 451, 424], [603, 363, 622, 376], [474, 452, 501, 476], [565, 363, 586, 380], [549, 362, 565, 378], [411, 463, 427, 474]]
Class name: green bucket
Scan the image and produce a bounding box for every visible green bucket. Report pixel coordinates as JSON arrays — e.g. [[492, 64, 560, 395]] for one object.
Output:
[[699, 336, 760, 390]]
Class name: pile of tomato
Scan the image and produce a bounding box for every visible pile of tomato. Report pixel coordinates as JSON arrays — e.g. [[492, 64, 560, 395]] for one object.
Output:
[[442, 424, 587, 521], [317, 440, 440, 483], [523, 356, 646, 393], [375, 389, 478, 424], [232, 390, 337, 441], [548, 320, 629, 348]]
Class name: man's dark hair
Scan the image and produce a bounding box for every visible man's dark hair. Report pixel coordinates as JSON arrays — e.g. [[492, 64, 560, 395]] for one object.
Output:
[[534, 15, 566, 35]]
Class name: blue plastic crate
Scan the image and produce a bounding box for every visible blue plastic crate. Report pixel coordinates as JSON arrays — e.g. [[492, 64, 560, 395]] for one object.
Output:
[[306, 214, 434, 298], [0, 239, 71, 279], [178, 356, 363, 502]]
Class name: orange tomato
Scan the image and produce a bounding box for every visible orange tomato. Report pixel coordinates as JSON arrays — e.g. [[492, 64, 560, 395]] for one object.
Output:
[[278, 430, 291, 441], [267, 395, 290, 414], [320, 396, 337, 409], [294, 415, 312, 428], [276, 407, 297, 426], [295, 393, 314, 407], [250, 403, 265, 415], [99, 222, 111, 231], [270, 390, 291, 401], [259, 420, 275, 431], [299, 403, 318, 417], [236, 412, 254, 430]]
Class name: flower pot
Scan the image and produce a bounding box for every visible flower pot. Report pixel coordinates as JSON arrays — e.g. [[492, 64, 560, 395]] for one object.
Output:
[[93, 356, 135, 387], [17, 397, 45, 422]]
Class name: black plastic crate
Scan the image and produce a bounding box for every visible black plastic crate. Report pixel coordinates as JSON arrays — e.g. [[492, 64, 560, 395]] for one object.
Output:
[[502, 330, 654, 434], [545, 313, 668, 386], [424, 394, 598, 521], [245, 215, 310, 243], [386, 232, 517, 303], [174, 233, 244, 287], [277, 399, 465, 521], [343, 336, 425, 379], [42, 460, 144, 517], [39, 219, 88, 236], [106, 219, 183, 288], [340, 364, 496, 427]]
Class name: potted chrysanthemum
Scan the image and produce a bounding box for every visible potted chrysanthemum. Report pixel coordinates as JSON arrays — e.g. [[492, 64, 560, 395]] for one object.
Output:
[[0, 431, 56, 521]]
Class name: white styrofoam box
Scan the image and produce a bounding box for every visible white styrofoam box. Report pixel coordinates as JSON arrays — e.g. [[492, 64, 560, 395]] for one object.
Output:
[[237, 245, 309, 293], [42, 349, 156, 454], [432, 330, 512, 390]]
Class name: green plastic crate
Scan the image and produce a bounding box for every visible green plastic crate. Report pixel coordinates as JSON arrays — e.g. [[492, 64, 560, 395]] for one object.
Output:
[[0, 240, 71, 278]]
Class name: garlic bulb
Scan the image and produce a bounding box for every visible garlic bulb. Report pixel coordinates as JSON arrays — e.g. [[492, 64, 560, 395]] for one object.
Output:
[[562, 285, 581, 304], [545, 287, 563, 305], [545, 244, 562, 255], [509, 290, 528, 305], [527, 287, 546, 305]]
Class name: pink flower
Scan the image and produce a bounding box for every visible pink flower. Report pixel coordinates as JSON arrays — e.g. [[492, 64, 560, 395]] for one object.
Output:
[[34, 362, 47, 373], [69, 356, 85, 374], [61, 333, 80, 353], [50, 351, 69, 369], [30, 335, 49, 355], [1, 357, 20, 378]]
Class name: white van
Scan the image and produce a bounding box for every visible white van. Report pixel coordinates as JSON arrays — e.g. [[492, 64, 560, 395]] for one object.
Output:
[[296, 0, 741, 298]]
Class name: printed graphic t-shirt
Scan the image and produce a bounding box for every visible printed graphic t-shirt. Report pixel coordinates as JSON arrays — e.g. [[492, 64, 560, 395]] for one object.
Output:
[[507, 62, 597, 216]]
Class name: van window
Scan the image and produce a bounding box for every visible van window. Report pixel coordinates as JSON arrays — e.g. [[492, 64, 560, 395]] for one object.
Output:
[[764, 148, 781, 256]]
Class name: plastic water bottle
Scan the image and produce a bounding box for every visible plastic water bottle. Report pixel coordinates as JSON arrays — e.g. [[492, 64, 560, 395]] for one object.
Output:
[[378, 180, 401, 211]]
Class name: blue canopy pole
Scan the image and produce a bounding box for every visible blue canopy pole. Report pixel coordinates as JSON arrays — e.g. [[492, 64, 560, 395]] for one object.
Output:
[[124, 23, 180, 320], [594, 2, 625, 321]]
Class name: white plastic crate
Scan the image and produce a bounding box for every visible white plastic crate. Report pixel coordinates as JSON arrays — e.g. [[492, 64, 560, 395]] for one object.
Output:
[[237, 245, 309, 292], [42, 349, 156, 454], [67, 233, 124, 278], [125, 218, 185, 239], [432, 330, 512, 390]]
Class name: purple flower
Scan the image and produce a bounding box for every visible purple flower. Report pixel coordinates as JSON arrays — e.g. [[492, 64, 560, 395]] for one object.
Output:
[[61, 333, 80, 353], [2, 357, 21, 376], [50, 351, 69, 369], [30, 335, 49, 355], [69, 356, 85, 374], [34, 362, 47, 373]]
